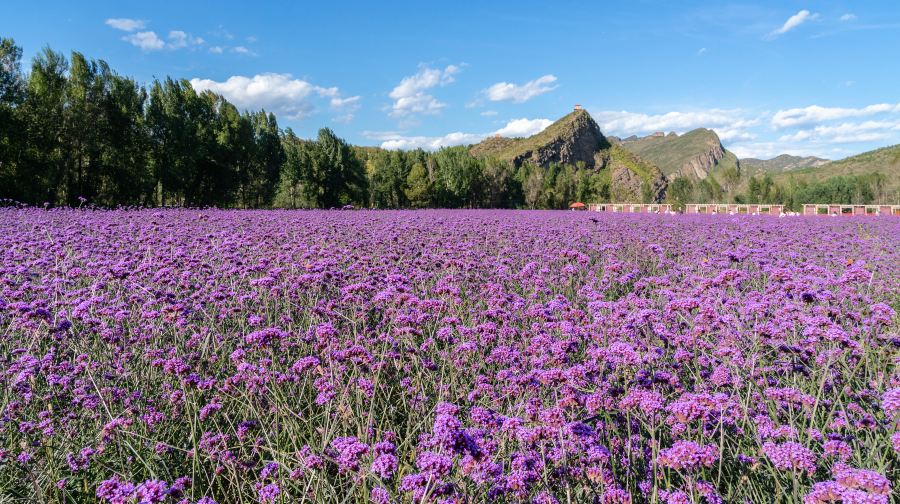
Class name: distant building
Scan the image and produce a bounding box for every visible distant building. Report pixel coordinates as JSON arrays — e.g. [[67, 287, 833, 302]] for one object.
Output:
[[650, 132, 665, 137], [574, 104, 583, 111]]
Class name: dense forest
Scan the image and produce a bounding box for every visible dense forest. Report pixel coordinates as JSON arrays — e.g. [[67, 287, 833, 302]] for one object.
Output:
[[0, 38, 892, 210]]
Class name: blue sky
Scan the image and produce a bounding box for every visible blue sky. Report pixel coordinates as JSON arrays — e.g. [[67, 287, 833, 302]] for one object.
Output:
[[4, 1, 900, 159]]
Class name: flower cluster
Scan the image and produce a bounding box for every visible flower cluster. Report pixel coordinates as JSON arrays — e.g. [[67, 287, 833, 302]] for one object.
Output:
[[657, 441, 719, 471], [762, 441, 818, 476], [804, 463, 892, 503]]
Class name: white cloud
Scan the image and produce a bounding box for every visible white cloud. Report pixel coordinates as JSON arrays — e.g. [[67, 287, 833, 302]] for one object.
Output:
[[840, 13, 857, 22], [123, 31, 166, 51], [379, 132, 485, 151], [593, 108, 760, 136], [480, 110, 498, 117], [214, 26, 235, 40], [329, 95, 361, 123], [728, 140, 835, 159], [388, 65, 460, 117], [768, 10, 818, 38], [189, 73, 356, 121], [232, 46, 256, 56], [209, 46, 224, 54], [494, 118, 554, 137], [105, 18, 145, 32], [771, 103, 900, 128], [485, 74, 557, 103], [167, 30, 204, 49], [330, 96, 360, 108], [715, 127, 757, 142], [585, 103, 900, 159], [116, 23, 204, 51], [779, 120, 900, 144], [697, 47, 707, 56], [374, 117, 552, 150]]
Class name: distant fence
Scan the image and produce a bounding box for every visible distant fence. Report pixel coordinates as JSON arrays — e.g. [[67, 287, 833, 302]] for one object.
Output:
[[685, 203, 784, 215], [585, 203, 900, 216], [802, 204, 900, 216], [588, 203, 673, 213]]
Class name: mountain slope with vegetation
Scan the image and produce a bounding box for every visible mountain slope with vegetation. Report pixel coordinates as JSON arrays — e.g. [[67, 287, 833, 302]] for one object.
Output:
[[470, 109, 667, 201], [768, 144, 900, 200], [617, 128, 739, 179], [741, 154, 829, 173], [469, 109, 610, 168]]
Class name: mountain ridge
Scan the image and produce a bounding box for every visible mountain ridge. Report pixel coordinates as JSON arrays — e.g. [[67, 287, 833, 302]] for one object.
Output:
[[614, 128, 740, 179], [470, 109, 668, 201], [741, 154, 830, 173], [469, 109, 610, 168], [768, 144, 900, 198]]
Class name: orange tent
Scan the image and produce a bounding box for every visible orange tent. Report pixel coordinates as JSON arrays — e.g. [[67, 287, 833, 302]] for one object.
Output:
[[569, 202, 586, 210]]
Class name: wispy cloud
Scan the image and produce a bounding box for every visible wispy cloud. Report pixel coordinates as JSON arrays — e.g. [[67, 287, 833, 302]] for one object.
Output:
[[771, 103, 900, 128], [108, 19, 204, 52], [232, 46, 256, 56], [484, 74, 557, 103], [329, 96, 361, 123], [592, 108, 761, 138], [840, 13, 857, 22], [731, 103, 900, 157], [105, 18, 145, 32], [696, 47, 707, 56], [727, 140, 840, 159], [767, 9, 818, 38], [372, 117, 552, 150], [778, 120, 900, 144], [167, 30, 204, 49]]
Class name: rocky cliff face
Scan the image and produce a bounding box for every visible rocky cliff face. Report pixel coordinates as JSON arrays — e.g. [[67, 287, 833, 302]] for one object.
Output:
[[681, 141, 727, 179], [507, 109, 610, 169], [610, 165, 667, 202], [599, 144, 667, 202]]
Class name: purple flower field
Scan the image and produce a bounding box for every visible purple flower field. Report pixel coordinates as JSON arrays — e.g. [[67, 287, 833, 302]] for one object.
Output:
[[2, 208, 898, 503]]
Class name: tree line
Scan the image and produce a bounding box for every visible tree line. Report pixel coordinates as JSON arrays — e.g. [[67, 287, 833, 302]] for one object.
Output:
[[0, 38, 620, 210], [663, 170, 894, 212], [1, 38, 894, 211], [1, 39, 283, 208]]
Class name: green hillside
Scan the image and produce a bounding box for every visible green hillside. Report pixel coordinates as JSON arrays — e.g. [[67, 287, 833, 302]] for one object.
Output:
[[741, 154, 829, 173], [770, 144, 900, 198], [603, 144, 661, 185], [619, 128, 739, 178]]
